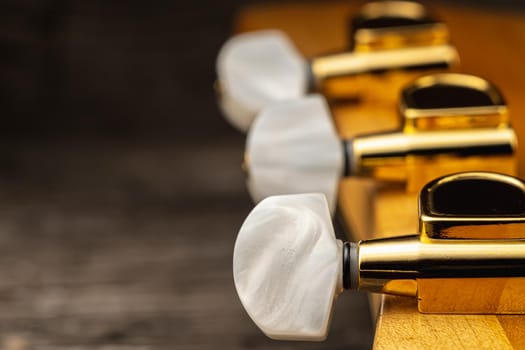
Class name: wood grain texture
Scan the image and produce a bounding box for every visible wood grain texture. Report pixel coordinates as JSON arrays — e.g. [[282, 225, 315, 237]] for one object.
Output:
[[0, 1, 376, 348], [237, 1, 525, 349], [375, 296, 519, 350], [0, 141, 374, 349]]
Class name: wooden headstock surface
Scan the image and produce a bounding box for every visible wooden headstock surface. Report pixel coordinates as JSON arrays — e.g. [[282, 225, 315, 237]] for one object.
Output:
[[235, 2, 525, 348]]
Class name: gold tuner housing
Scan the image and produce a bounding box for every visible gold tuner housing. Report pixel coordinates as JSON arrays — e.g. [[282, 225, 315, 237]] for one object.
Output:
[[350, 1, 449, 52], [351, 172, 525, 313], [341, 73, 516, 245], [419, 172, 525, 241], [317, 1, 457, 101], [310, 43, 458, 102], [401, 73, 508, 131], [344, 74, 516, 190]]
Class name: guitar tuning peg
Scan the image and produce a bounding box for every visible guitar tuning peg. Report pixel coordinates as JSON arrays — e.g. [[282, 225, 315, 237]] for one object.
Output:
[[245, 95, 343, 214], [244, 74, 516, 213], [233, 193, 342, 341], [216, 30, 309, 132], [350, 1, 449, 51], [400, 73, 509, 130], [216, 29, 458, 132], [234, 173, 525, 341]]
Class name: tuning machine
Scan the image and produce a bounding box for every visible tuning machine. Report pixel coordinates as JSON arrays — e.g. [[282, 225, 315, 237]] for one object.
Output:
[[350, 1, 449, 51], [245, 73, 516, 214], [215, 1, 458, 131], [233, 172, 525, 341]]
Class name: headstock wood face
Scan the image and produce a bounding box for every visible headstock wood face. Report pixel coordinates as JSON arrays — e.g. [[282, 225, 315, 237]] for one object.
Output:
[[233, 1, 525, 348]]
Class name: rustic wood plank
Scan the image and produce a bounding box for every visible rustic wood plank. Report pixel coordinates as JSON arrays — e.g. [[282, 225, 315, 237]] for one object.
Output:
[[0, 141, 373, 349], [0, 0, 376, 348]]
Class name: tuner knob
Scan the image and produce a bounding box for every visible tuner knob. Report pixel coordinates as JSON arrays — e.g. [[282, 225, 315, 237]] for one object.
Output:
[[245, 95, 344, 215], [233, 193, 342, 341], [216, 30, 308, 132], [216, 29, 457, 132]]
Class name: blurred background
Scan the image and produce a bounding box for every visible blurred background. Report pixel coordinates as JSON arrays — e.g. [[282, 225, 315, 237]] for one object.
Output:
[[0, 0, 523, 349]]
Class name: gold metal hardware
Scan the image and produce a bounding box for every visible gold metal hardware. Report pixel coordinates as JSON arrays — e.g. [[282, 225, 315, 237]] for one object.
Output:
[[310, 45, 458, 99], [350, 1, 449, 51], [344, 74, 516, 190], [420, 172, 525, 240], [351, 172, 525, 313], [401, 73, 508, 131], [348, 127, 516, 181]]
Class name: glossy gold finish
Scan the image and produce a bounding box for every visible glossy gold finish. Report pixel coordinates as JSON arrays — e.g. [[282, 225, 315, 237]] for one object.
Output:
[[355, 234, 525, 313], [404, 154, 516, 193], [350, 172, 525, 313], [401, 73, 508, 131], [347, 127, 517, 181], [312, 45, 457, 81], [420, 172, 525, 240], [310, 45, 458, 98], [381, 279, 418, 297], [344, 73, 516, 190], [351, 1, 449, 51], [311, 1, 458, 100], [339, 74, 516, 246]]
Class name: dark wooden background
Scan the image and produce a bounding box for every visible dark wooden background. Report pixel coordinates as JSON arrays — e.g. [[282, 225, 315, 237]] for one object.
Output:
[[0, 0, 377, 348], [1, 0, 524, 349]]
